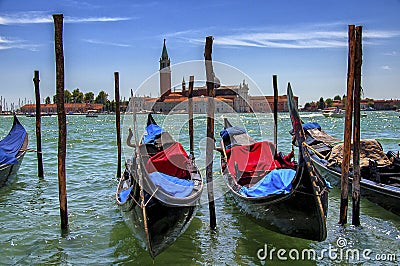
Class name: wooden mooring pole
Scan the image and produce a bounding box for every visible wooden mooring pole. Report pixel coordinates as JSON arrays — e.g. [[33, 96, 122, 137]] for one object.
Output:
[[339, 25, 356, 226], [273, 75, 278, 155], [352, 26, 363, 226], [53, 14, 68, 232], [115, 72, 121, 179], [205, 36, 217, 229], [188, 75, 195, 158], [33, 70, 44, 178]]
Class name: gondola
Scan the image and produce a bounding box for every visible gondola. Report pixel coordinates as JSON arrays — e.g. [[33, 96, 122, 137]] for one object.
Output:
[[0, 115, 28, 187], [301, 119, 400, 216], [218, 84, 329, 241], [116, 113, 203, 258]]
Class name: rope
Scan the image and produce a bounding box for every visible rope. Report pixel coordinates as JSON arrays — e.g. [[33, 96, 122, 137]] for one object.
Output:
[[20, 148, 40, 153], [144, 187, 159, 207], [128, 192, 141, 207]]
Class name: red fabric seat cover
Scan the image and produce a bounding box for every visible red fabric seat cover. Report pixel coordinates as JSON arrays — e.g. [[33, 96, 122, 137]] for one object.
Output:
[[226, 141, 281, 178], [146, 142, 190, 179]]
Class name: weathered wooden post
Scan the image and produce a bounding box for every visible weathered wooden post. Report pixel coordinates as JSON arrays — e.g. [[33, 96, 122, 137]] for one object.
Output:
[[115, 72, 121, 178], [273, 75, 278, 155], [33, 70, 44, 178], [352, 25, 363, 226], [205, 36, 217, 229], [188, 75, 195, 158], [339, 25, 356, 226], [53, 14, 68, 232]]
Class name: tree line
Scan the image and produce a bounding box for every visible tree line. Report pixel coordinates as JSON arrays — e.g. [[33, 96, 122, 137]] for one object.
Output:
[[303, 95, 374, 110], [45, 88, 129, 112]]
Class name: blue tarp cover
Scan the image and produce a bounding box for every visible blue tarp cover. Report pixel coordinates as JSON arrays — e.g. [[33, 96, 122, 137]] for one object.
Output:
[[220, 126, 246, 142], [302, 122, 321, 131], [0, 121, 26, 165], [149, 172, 194, 198], [119, 186, 133, 203], [239, 169, 296, 197], [142, 124, 163, 144]]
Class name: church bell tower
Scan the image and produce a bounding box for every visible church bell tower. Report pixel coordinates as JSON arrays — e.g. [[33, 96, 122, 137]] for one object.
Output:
[[159, 39, 171, 96]]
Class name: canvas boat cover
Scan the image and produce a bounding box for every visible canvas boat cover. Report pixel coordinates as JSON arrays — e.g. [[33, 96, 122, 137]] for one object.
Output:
[[143, 124, 163, 144], [148, 172, 194, 198], [220, 126, 255, 149], [239, 169, 296, 197], [302, 122, 321, 131], [0, 120, 27, 165], [301, 123, 341, 155], [146, 142, 190, 179], [226, 141, 280, 180], [327, 139, 391, 168], [306, 128, 341, 146]]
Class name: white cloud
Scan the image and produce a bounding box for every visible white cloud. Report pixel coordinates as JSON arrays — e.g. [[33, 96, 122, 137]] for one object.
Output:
[[383, 51, 398, 56], [166, 23, 400, 49], [215, 29, 400, 49], [0, 11, 131, 25], [83, 39, 131, 48], [0, 36, 12, 44], [381, 65, 392, 70], [65, 16, 131, 23], [0, 35, 40, 51]]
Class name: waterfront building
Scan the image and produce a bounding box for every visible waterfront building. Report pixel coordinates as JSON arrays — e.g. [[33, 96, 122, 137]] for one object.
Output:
[[250, 95, 299, 112], [159, 39, 171, 97], [373, 99, 400, 110], [149, 40, 256, 114], [20, 103, 103, 114]]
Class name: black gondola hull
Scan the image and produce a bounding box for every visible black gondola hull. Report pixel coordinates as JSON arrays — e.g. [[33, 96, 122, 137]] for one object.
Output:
[[118, 176, 198, 257], [229, 191, 326, 241], [0, 151, 26, 186], [0, 116, 28, 187], [222, 159, 328, 241]]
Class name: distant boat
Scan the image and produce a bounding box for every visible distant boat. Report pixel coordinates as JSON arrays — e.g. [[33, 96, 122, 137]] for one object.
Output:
[[137, 110, 152, 114], [86, 110, 98, 117], [0, 115, 28, 187], [26, 112, 53, 117], [322, 109, 367, 118], [322, 108, 345, 118]]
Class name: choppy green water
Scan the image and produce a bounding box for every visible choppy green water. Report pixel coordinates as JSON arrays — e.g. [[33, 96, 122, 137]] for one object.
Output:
[[0, 111, 399, 265]]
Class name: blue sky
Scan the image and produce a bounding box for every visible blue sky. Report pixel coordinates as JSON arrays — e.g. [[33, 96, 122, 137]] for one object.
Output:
[[0, 0, 399, 107]]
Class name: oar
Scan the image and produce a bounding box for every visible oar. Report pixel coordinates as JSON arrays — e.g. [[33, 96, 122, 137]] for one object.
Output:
[[302, 142, 329, 160]]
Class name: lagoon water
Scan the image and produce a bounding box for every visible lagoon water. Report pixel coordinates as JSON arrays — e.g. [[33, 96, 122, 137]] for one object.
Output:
[[0, 111, 399, 265]]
